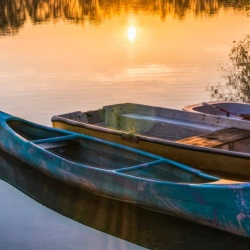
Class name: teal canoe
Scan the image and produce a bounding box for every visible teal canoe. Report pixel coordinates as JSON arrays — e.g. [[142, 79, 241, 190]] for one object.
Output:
[[0, 111, 250, 237]]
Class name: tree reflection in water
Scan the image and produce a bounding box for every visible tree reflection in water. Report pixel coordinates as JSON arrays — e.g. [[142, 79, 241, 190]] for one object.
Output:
[[209, 35, 250, 102], [0, 0, 26, 36], [1, 0, 250, 37]]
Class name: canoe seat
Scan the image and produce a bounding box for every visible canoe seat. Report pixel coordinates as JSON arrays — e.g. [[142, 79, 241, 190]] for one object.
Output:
[[176, 128, 250, 148]]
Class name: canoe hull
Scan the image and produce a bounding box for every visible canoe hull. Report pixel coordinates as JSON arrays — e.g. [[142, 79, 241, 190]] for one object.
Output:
[[1, 112, 250, 237]]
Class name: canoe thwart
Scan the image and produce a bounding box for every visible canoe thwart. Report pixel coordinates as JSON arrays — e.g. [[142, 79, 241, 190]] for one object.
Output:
[[120, 162, 216, 183], [32, 134, 78, 144]]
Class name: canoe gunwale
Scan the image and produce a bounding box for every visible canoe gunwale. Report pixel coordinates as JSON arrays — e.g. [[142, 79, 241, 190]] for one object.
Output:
[[52, 115, 250, 161]]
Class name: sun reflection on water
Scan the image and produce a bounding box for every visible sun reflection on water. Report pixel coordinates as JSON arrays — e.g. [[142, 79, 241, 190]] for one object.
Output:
[[128, 27, 136, 41]]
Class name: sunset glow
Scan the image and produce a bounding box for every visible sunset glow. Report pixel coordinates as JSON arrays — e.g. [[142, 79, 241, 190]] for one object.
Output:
[[128, 27, 136, 41]]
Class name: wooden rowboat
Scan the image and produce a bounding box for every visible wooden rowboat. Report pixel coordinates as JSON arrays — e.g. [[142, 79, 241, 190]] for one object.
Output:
[[52, 103, 250, 181], [1, 111, 250, 237], [183, 101, 250, 119]]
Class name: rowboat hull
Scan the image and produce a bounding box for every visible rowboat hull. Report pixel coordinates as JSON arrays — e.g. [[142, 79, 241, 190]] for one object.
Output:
[[52, 103, 250, 181], [1, 111, 250, 237], [183, 101, 250, 118]]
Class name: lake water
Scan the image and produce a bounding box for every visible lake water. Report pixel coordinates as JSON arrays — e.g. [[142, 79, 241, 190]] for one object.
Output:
[[0, 180, 146, 250], [1, 0, 250, 249], [1, 0, 250, 126]]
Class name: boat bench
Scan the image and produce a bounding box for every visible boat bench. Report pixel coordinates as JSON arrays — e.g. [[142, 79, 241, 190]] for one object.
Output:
[[118, 113, 225, 141], [177, 128, 250, 152]]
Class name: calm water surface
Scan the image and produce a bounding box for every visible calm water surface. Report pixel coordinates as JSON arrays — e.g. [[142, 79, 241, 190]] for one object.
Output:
[[1, 0, 250, 125], [1, 1, 250, 249]]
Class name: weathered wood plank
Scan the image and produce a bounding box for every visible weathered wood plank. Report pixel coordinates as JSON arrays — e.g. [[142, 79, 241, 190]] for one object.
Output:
[[176, 128, 250, 148]]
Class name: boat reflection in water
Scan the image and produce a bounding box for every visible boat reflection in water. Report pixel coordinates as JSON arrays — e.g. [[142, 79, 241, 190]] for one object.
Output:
[[0, 148, 249, 249]]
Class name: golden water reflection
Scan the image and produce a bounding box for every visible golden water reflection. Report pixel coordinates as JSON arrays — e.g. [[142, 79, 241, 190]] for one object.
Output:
[[1, 0, 250, 36], [1, 0, 250, 125], [128, 26, 136, 41]]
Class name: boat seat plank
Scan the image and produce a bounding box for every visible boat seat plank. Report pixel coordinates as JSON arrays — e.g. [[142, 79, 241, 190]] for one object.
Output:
[[176, 128, 250, 147]]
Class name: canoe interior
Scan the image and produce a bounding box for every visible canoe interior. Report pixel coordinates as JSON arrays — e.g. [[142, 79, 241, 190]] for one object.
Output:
[[7, 118, 215, 184], [120, 162, 212, 183], [7, 120, 67, 140], [48, 138, 155, 170], [45, 139, 216, 183]]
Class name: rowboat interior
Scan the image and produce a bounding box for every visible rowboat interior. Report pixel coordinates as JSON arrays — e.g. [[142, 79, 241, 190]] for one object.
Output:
[[6, 118, 217, 184], [183, 101, 250, 118], [52, 103, 250, 154]]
